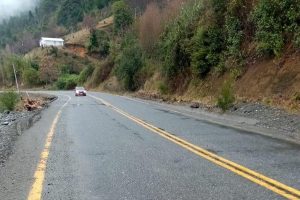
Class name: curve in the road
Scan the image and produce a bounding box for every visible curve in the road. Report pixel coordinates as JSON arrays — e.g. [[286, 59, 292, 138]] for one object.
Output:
[[27, 95, 71, 200], [88, 94, 300, 200]]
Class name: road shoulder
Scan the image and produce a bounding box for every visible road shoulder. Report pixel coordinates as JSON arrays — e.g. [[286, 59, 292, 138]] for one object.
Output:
[[0, 94, 66, 200], [120, 94, 300, 145]]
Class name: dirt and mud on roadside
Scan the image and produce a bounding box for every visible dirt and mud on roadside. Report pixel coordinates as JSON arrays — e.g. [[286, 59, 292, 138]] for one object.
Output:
[[133, 91, 300, 143], [0, 93, 56, 167]]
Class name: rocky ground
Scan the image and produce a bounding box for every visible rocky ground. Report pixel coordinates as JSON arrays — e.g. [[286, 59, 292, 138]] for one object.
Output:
[[0, 94, 56, 166], [187, 102, 300, 141], [229, 102, 300, 140]]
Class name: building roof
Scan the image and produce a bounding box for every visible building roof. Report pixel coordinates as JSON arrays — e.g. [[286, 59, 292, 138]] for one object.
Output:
[[41, 37, 64, 42]]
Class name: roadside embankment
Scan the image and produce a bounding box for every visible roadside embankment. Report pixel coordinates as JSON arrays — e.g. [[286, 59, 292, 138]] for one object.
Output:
[[0, 93, 56, 166]]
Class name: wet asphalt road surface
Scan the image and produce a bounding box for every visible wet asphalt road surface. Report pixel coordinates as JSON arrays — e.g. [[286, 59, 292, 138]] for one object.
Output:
[[0, 91, 300, 200]]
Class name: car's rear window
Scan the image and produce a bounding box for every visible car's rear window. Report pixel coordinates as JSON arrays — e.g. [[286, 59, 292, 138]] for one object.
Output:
[[76, 87, 84, 90]]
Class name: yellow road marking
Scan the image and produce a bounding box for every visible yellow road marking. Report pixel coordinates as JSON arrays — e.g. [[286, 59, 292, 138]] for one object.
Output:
[[27, 96, 71, 200], [89, 94, 300, 200]]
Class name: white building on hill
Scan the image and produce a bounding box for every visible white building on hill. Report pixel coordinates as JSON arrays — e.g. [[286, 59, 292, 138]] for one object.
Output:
[[39, 37, 64, 47]]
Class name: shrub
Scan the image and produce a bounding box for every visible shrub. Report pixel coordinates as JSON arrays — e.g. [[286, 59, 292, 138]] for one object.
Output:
[[96, 0, 110, 9], [22, 68, 40, 86], [190, 26, 224, 77], [59, 65, 76, 75], [49, 46, 58, 57], [139, 2, 163, 55], [134, 59, 157, 87], [112, 0, 133, 33], [252, 0, 300, 56], [78, 65, 94, 84], [293, 92, 300, 101], [217, 79, 235, 111], [30, 60, 39, 70], [88, 59, 114, 87], [294, 30, 300, 48], [224, 0, 247, 58], [39, 60, 59, 84], [115, 34, 144, 91], [56, 74, 79, 90], [211, 0, 228, 25], [159, 82, 169, 95], [0, 91, 20, 111], [56, 78, 66, 90], [160, 0, 203, 78], [225, 16, 243, 58], [57, 0, 84, 27], [2, 55, 31, 85], [87, 30, 110, 56]]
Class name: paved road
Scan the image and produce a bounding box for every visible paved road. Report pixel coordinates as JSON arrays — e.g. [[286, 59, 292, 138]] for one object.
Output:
[[1, 91, 300, 200]]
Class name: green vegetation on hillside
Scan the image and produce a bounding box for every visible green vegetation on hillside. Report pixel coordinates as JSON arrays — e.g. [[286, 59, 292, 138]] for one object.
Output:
[[252, 0, 300, 56], [0, 0, 113, 53], [115, 33, 144, 91], [1, 0, 300, 111], [88, 29, 110, 56], [0, 91, 20, 111], [112, 0, 133, 34]]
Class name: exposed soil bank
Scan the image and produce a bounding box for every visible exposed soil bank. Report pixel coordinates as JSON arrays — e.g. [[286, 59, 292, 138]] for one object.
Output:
[[0, 94, 56, 166]]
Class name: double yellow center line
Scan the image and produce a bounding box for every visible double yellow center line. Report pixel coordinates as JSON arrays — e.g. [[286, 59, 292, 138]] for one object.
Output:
[[89, 94, 300, 200], [28, 96, 71, 200]]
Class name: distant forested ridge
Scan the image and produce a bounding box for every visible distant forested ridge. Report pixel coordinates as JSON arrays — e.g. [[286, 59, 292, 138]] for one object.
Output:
[[0, 0, 112, 53], [0, 0, 165, 54]]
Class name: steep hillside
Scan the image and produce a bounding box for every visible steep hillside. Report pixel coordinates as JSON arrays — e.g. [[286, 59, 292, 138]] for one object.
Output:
[[63, 16, 114, 57], [92, 0, 300, 112], [13, 15, 114, 90], [167, 51, 300, 111], [0, 0, 299, 113]]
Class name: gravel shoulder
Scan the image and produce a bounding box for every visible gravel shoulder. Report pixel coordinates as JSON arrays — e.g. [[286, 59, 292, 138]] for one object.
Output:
[[229, 102, 300, 140], [0, 93, 56, 166], [128, 94, 300, 144]]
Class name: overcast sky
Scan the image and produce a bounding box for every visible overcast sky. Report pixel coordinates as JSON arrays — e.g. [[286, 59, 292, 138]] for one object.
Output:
[[0, 0, 39, 22]]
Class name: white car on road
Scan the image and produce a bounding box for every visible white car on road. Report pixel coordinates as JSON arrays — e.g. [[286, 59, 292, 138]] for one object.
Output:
[[75, 87, 87, 96]]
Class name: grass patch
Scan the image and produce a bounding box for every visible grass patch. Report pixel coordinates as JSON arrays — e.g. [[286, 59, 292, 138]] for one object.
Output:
[[217, 79, 235, 111], [56, 74, 79, 90], [158, 82, 169, 95], [0, 91, 20, 111]]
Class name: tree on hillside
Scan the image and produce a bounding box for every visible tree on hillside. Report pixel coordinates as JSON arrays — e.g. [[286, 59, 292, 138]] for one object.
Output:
[[139, 2, 163, 54], [112, 0, 133, 34], [39, 0, 61, 15], [88, 30, 99, 52], [115, 34, 144, 91], [39, 58, 59, 85], [0, 55, 26, 85], [23, 68, 40, 86], [88, 30, 110, 57], [57, 0, 84, 28], [95, 0, 111, 9]]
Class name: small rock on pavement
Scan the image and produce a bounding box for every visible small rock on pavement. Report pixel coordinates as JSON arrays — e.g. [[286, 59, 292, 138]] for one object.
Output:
[[1, 122, 9, 125], [190, 102, 200, 109]]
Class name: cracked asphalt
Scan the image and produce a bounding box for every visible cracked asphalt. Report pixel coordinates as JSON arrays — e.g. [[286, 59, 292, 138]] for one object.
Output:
[[0, 91, 300, 200]]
